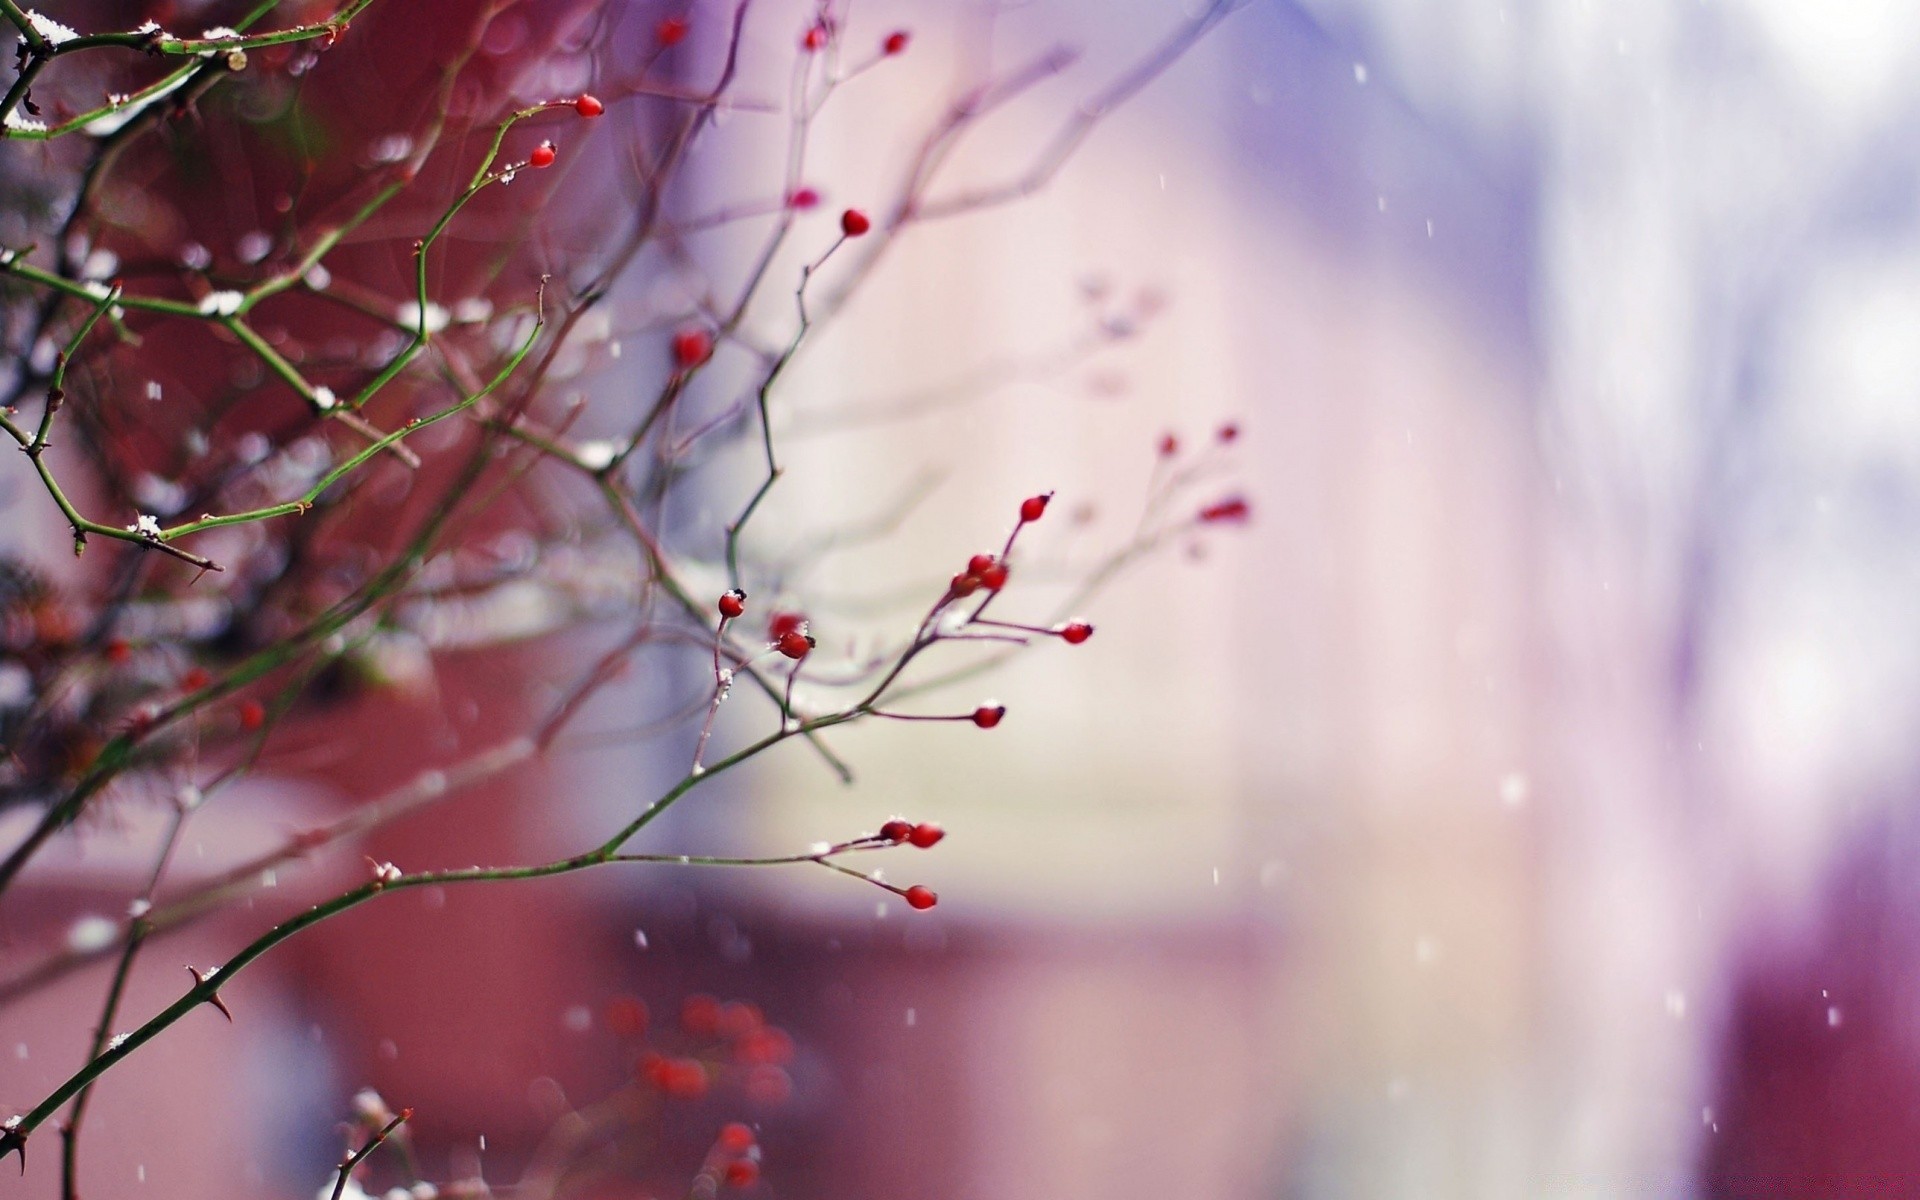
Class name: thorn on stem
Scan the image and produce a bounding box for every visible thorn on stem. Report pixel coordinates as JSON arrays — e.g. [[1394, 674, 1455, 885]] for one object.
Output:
[[187, 966, 233, 1021]]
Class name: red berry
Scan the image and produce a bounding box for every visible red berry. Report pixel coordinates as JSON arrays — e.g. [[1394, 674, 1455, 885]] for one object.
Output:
[[655, 15, 688, 45], [1199, 497, 1250, 524], [1019, 493, 1050, 523], [529, 140, 557, 168], [681, 993, 721, 1036], [950, 572, 981, 597], [777, 630, 813, 660], [879, 819, 913, 843], [638, 1051, 671, 1086], [802, 24, 826, 51], [904, 885, 938, 911], [237, 699, 266, 731], [971, 704, 1005, 729], [717, 1122, 756, 1154], [768, 611, 807, 639], [672, 326, 712, 368], [718, 1000, 764, 1038], [1158, 432, 1179, 457], [967, 553, 995, 576], [574, 93, 604, 117], [1216, 421, 1239, 443], [907, 822, 944, 849], [665, 1058, 709, 1099], [787, 186, 820, 210], [604, 994, 649, 1036], [979, 562, 1009, 591], [724, 1159, 760, 1188], [125, 703, 158, 738], [743, 1064, 793, 1105], [839, 208, 871, 237], [718, 589, 746, 620], [181, 666, 212, 691], [1057, 622, 1093, 645], [882, 30, 909, 55], [734, 1027, 794, 1067]]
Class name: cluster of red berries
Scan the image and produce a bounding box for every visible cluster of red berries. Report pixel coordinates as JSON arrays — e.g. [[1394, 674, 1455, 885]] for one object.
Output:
[[767, 611, 814, 660], [712, 1121, 761, 1188], [878, 819, 945, 848], [950, 552, 1009, 598], [866, 822, 941, 909], [521, 93, 606, 171], [631, 993, 795, 1107]]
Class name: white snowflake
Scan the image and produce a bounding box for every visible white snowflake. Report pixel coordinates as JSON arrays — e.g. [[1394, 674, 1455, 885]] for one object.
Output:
[[25, 10, 79, 44], [196, 290, 243, 316], [85, 71, 192, 137], [127, 513, 163, 539], [311, 386, 336, 411], [82, 248, 118, 280], [397, 301, 449, 334], [351, 1088, 392, 1122], [3, 111, 48, 133], [572, 439, 620, 470]]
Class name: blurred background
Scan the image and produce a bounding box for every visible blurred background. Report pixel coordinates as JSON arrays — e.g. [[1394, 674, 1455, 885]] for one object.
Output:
[[7, 0, 1920, 1197]]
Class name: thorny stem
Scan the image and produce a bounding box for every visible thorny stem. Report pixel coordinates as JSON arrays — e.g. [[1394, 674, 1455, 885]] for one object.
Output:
[[5, 703, 865, 1149], [331, 1110, 411, 1200], [60, 805, 189, 1200], [0, 302, 545, 902], [0, 0, 1248, 1168], [0, 0, 381, 140]]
